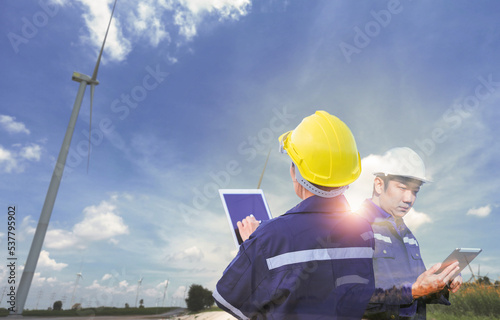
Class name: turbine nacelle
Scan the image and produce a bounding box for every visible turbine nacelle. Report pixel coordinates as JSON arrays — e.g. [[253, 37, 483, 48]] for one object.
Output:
[[71, 72, 99, 85]]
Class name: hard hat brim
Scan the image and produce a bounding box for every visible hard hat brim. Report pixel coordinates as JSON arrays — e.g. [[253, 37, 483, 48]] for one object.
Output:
[[373, 172, 432, 184]]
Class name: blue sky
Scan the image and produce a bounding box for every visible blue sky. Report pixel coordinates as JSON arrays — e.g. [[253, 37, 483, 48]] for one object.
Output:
[[1, 0, 499, 310]]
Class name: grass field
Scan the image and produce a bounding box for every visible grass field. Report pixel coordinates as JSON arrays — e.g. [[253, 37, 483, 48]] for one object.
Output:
[[428, 284, 500, 320], [1, 284, 498, 318], [0, 306, 181, 317]]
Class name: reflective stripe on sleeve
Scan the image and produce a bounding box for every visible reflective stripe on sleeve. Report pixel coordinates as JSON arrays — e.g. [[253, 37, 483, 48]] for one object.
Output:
[[213, 287, 249, 320], [403, 237, 418, 246], [335, 274, 370, 287], [361, 231, 374, 241], [374, 233, 392, 244], [266, 247, 374, 270]]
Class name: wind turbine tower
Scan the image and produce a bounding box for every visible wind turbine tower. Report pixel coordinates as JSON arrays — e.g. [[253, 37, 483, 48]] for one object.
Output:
[[135, 277, 143, 308], [70, 272, 83, 307], [0, 286, 6, 305], [35, 289, 43, 310], [13, 0, 118, 315], [162, 280, 169, 307]]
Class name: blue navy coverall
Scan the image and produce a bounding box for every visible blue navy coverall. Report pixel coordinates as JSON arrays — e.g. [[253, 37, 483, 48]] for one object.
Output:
[[357, 199, 450, 320], [214, 195, 375, 319]]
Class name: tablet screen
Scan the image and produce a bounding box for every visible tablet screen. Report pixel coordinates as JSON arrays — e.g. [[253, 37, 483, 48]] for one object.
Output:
[[437, 248, 482, 280], [219, 189, 272, 247]]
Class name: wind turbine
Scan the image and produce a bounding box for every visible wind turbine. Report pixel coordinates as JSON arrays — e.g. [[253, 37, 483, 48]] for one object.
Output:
[[467, 263, 477, 283], [49, 292, 56, 309], [35, 289, 43, 310], [257, 148, 272, 189], [183, 285, 188, 307], [0, 286, 6, 305], [13, 0, 118, 315], [135, 276, 143, 308], [162, 279, 169, 307], [70, 272, 84, 307]]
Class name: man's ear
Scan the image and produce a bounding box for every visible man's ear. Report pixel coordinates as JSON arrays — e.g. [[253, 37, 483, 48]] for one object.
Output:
[[373, 177, 385, 195], [290, 163, 297, 182]]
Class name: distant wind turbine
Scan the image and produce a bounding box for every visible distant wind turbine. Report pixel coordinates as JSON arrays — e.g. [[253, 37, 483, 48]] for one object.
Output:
[[70, 272, 84, 307], [257, 148, 272, 189], [183, 285, 188, 307], [35, 289, 43, 310], [135, 276, 144, 308], [0, 286, 6, 305], [13, 0, 118, 315], [162, 279, 169, 307]]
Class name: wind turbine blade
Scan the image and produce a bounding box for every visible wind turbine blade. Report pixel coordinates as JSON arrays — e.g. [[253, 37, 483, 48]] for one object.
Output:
[[87, 84, 95, 173], [92, 0, 118, 81], [257, 148, 272, 189]]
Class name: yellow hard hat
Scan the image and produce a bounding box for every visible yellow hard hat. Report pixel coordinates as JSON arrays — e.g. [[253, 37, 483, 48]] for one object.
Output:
[[279, 110, 361, 187]]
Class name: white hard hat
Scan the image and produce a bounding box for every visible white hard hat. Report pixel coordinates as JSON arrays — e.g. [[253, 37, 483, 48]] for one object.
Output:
[[374, 147, 430, 183]]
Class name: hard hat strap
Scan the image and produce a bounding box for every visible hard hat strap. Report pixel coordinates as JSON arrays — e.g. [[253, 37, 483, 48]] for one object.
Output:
[[293, 164, 348, 198]]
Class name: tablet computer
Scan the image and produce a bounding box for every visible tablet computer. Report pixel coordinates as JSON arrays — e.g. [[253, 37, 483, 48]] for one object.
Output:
[[436, 248, 482, 280], [219, 189, 272, 247]]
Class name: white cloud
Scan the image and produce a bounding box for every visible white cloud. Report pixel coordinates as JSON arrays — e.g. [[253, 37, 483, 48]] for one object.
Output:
[[32, 272, 47, 286], [73, 0, 250, 61], [77, 0, 132, 62], [174, 10, 197, 40], [0, 115, 30, 134], [172, 285, 186, 299], [21, 216, 36, 236], [73, 201, 129, 241], [0, 146, 17, 173], [20, 143, 42, 161], [467, 204, 492, 218], [38, 250, 68, 271], [87, 279, 102, 290], [142, 287, 160, 298], [403, 208, 433, 231], [166, 246, 204, 262], [173, 0, 251, 40], [45, 229, 80, 249], [47, 277, 58, 283], [180, 0, 251, 18], [45, 199, 129, 249], [130, 2, 170, 46], [85, 278, 136, 296], [48, 0, 68, 5], [0, 143, 43, 173], [102, 273, 112, 281]]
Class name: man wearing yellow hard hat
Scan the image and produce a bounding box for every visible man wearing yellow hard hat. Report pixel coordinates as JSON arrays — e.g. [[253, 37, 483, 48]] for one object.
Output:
[[358, 147, 463, 320], [214, 111, 376, 319]]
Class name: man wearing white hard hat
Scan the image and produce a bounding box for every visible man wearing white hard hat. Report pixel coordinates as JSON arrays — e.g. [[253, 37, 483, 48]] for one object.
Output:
[[214, 111, 375, 319], [358, 147, 463, 320]]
